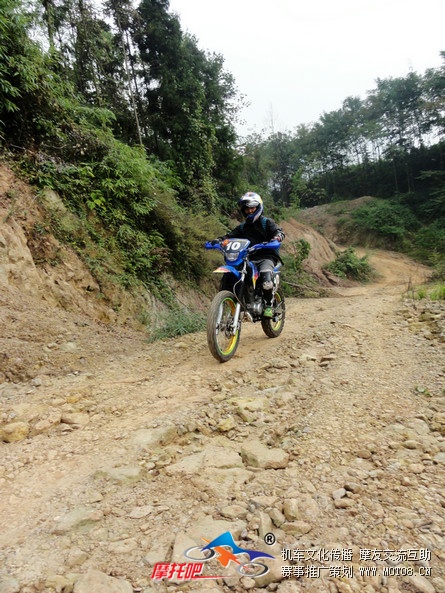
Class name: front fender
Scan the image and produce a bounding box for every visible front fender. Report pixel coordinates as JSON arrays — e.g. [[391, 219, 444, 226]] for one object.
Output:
[[213, 266, 241, 278]]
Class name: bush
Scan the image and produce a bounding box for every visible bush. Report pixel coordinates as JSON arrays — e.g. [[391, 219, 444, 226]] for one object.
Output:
[[146, 307, 205, 342], [431, 256, 445, 282], [325, 247, 375, 282], [352, 200, 420, 242], [430, 285, 445, 300], [413, 220, 445, 265]]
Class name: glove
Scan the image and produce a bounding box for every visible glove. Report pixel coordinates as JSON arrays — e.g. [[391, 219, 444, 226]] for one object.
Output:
[[210, 239, 220, 246], [272, 235, 282, 242]]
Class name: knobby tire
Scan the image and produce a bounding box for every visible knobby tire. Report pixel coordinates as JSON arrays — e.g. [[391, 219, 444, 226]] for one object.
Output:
[[207, 290, 241, 363], [261, 287, 285, 338]]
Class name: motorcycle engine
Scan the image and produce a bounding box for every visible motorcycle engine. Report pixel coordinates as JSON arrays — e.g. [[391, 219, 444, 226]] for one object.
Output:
[[250, 296, 263, 317]]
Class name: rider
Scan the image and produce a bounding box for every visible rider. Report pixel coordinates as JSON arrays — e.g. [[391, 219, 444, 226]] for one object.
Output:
[[217, 192, 285, 318]]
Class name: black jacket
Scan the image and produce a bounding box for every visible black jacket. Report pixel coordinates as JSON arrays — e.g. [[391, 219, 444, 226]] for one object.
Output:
[[223, 216, 285, 263]]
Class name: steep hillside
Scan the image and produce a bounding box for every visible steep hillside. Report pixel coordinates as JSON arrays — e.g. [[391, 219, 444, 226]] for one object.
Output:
[[296, 197, 377, 245], [280, 218, 340, 286], [0, 164, 141, 323]]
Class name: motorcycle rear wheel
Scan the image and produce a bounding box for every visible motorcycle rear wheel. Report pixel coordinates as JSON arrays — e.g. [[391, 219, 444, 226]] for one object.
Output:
[[207, 290, 241, 362], [261, 287, 285, 338]]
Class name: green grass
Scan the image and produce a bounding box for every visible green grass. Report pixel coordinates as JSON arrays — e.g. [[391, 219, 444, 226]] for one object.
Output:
[[146, 307, 206, 342], [415, 283, 445, 301]]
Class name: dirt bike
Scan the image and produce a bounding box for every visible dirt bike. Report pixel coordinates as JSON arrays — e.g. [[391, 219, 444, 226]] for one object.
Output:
[[204, 238, 286, 362]]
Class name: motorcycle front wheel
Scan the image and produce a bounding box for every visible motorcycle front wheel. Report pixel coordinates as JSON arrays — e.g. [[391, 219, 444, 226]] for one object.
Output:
[[261, 287, 285, 338], [207, 290, 241, 362]]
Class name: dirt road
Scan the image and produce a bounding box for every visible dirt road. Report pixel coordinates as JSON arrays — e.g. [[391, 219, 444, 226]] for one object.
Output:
[[0, 250, 444, 593]]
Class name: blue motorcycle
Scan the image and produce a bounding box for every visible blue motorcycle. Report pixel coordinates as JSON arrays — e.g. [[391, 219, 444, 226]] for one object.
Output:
[[204, 238, 285, 362]]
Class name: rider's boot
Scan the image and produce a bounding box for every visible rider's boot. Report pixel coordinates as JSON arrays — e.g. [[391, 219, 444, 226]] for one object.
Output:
[[261, 272, 274, 318]]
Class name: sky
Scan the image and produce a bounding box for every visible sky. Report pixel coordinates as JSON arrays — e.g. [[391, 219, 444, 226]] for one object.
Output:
[[168, 0, 445, 136]]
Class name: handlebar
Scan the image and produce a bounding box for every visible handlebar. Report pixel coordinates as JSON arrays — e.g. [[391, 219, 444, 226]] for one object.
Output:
[[249, 240, 281, 251], [204, 241, 221, 250], [204, 239, 280, 251]]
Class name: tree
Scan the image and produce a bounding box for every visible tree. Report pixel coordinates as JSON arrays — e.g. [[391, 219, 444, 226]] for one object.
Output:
[[0, 0, 54, 142], [265, 131, 301, 206], [366, 73, 426, 192], [105, 0, 143, 144], [133, 0, 240, 205], [422, 52, 445, 143]]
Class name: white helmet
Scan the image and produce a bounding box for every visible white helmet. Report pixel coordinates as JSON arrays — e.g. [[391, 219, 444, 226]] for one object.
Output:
[[238, 192, 263, 223]]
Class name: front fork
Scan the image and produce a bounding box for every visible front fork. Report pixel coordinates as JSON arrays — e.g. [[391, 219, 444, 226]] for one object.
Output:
[[219, 266, 246, 336], [215, 299, 242, 336], [230, 302, 242, 335]]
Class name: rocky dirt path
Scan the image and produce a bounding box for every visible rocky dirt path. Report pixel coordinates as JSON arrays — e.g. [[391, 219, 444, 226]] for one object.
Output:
[[0, 250, 444, 593]]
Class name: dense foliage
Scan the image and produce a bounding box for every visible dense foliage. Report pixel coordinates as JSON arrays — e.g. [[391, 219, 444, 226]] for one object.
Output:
[[0, 0, 242, 198], [0, 0, 240, 295]]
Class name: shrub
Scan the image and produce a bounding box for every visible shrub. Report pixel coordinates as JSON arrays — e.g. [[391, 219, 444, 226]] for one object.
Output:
[[413, 220, 445, 265], [352, 200, 420, 242], [146, 307, 205, 342], [431, 255, 445, 282], [325, 247, 375, 282]]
